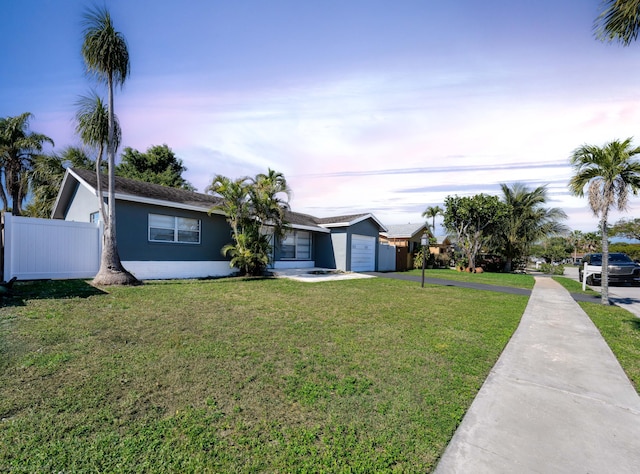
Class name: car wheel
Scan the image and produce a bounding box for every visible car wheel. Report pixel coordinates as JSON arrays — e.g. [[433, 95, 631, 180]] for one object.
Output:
[[586, 275, 595, 286], [578, 271, 583, 282]]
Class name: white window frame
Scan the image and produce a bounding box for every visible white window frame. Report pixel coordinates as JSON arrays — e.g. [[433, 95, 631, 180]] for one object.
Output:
[[148, 213, 201, 244], [281, 231, 311, 260]]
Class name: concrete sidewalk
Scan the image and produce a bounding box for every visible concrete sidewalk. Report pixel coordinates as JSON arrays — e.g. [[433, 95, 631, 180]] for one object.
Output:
[[434, 276, 640, 473]]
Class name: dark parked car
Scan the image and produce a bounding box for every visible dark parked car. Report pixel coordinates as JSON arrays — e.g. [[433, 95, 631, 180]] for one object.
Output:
[[578, 253, 640, 286]]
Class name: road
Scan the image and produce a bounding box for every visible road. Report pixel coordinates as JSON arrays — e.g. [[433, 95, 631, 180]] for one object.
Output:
[[563, 266, 640, 318]]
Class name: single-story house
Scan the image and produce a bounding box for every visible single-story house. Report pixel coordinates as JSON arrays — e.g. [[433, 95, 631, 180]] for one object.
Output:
[[51, 168, 387, 280]]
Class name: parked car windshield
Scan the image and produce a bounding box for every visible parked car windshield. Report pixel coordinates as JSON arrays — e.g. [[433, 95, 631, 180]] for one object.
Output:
[[589, 253, 634, 265]]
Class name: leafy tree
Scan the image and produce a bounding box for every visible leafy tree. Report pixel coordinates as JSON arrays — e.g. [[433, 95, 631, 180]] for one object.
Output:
[[117, 144, 194, 190], [569, 138, 640, 304], [422, 205, 443, 233], [207, 169, 290, 276], [0, 113, 54, 215], [443, 194, 507, 271], [530, 236, 573, 264], [595, 0, 640, 45], [82, 6, 138, 285], [25, 147, 94, 218], [610, 242, 640, 260], [493, 183, 568, 272], [610, 217, 640, 240]]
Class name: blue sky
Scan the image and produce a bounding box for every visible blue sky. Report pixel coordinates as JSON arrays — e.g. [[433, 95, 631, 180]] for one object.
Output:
[[3, 0, 640, 233]]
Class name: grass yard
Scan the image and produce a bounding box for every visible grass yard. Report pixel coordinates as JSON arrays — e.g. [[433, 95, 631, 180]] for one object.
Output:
[[407, 268, 535, 289], [1, 277, 527, 472]]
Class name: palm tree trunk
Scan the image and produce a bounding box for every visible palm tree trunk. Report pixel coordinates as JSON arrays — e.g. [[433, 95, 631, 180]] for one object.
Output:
[[601, 216, 609, 305], [92, 75, 139, 286]]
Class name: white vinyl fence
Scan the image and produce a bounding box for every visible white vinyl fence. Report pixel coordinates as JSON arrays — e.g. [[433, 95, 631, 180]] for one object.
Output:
[[2, 213, 101, 280]]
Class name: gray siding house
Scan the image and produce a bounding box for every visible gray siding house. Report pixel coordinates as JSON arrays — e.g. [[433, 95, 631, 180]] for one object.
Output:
[[52, 168, 386, 280]]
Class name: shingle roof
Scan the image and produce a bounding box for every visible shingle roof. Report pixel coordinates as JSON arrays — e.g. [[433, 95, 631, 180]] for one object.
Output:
[[315, 213, 369, 225], [381, 223, 428, 239], [59, 169, 384, 233], [71, 168, 221, 210]]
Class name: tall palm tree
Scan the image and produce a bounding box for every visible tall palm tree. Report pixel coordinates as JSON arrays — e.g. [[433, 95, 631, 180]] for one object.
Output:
[[422, 205, 443, 234], [0, 113, 54, 215], [82, 6, 138, 285], [595, 0, 640, 45], [75, 91, 121, 225], [496, 183, 568, 272], [569, 138, 640, 304]]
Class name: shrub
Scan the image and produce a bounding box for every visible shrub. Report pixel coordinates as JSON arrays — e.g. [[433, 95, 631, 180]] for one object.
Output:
[[540, 263, 564, 275]]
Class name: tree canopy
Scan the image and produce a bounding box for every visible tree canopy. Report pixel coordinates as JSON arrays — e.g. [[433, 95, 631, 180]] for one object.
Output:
[[492, 183, 568, 272], [117, 144, 194, 190], [610, 217, 640, 241], [443, 194, 507, 271]]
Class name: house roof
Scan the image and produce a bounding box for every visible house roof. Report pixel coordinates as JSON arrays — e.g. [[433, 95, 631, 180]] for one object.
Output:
[[381, 223, 429, 239], [52, 168, 383, 234], [316, 213, 387, 232]]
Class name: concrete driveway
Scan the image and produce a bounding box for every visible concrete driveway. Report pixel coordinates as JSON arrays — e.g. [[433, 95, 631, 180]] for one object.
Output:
[[563, 266, 640, 317]]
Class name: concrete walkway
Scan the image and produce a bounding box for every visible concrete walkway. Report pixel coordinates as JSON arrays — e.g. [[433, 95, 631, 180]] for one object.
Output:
[[434, 276, 640, 473]]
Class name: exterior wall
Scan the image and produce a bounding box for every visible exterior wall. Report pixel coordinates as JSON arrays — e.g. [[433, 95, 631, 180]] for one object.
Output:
[[313, 233, 336, 268], [64, 183, 99, 222], [115, 201, 232, 263], [330, 233, 348, 271], [121, 260, 235, 280], [342, 219, 381, 271]]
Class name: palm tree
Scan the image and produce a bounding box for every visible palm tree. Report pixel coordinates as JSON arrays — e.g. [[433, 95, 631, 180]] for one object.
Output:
[[0, 113, 54, 215], [25, 147, 95, 218], [251, 168, 291, 242], [81, 6, 138, 285], [595, 0, 640, 45], [569, 138, 640, 304], [75, 91, 121, 225], [422, 205, 443, 234], [567, 230, 585, 263], [496, 183, 568, 272]]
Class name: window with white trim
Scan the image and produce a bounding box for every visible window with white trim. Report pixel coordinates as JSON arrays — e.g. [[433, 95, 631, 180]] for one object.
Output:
[[281, 231, 311, 259], [149, 214, 201, 244]]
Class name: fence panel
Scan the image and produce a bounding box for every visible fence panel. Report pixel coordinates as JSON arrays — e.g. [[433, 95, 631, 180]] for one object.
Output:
[[377, 243, 396, 272], [3, 213, 100, 280]]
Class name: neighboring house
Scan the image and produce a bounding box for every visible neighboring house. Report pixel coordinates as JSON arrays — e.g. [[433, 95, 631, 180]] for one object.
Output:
[[51, 168, 386, 280], [379, 223, 430, 271], [379, 224, 454, 271]]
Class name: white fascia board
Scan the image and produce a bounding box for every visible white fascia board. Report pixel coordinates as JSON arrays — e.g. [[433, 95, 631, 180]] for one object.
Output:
[[51, 169, 98, 219], [291, 224, 331, 233], [320, 214, 388, 232]]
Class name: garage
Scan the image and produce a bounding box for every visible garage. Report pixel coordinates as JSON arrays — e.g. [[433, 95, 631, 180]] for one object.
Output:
[[351, 234, 376, 272]]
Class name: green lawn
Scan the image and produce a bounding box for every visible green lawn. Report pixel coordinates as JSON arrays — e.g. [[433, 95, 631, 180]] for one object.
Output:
[[1, 277, 528, 473], [406, 268, 535, 289]]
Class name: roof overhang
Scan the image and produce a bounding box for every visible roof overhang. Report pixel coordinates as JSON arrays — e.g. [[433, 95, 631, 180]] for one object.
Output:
[[319, 213, 388, 232]]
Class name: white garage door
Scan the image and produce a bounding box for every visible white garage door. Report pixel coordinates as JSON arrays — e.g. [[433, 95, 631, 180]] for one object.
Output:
[[351, 234, 376, 272]]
